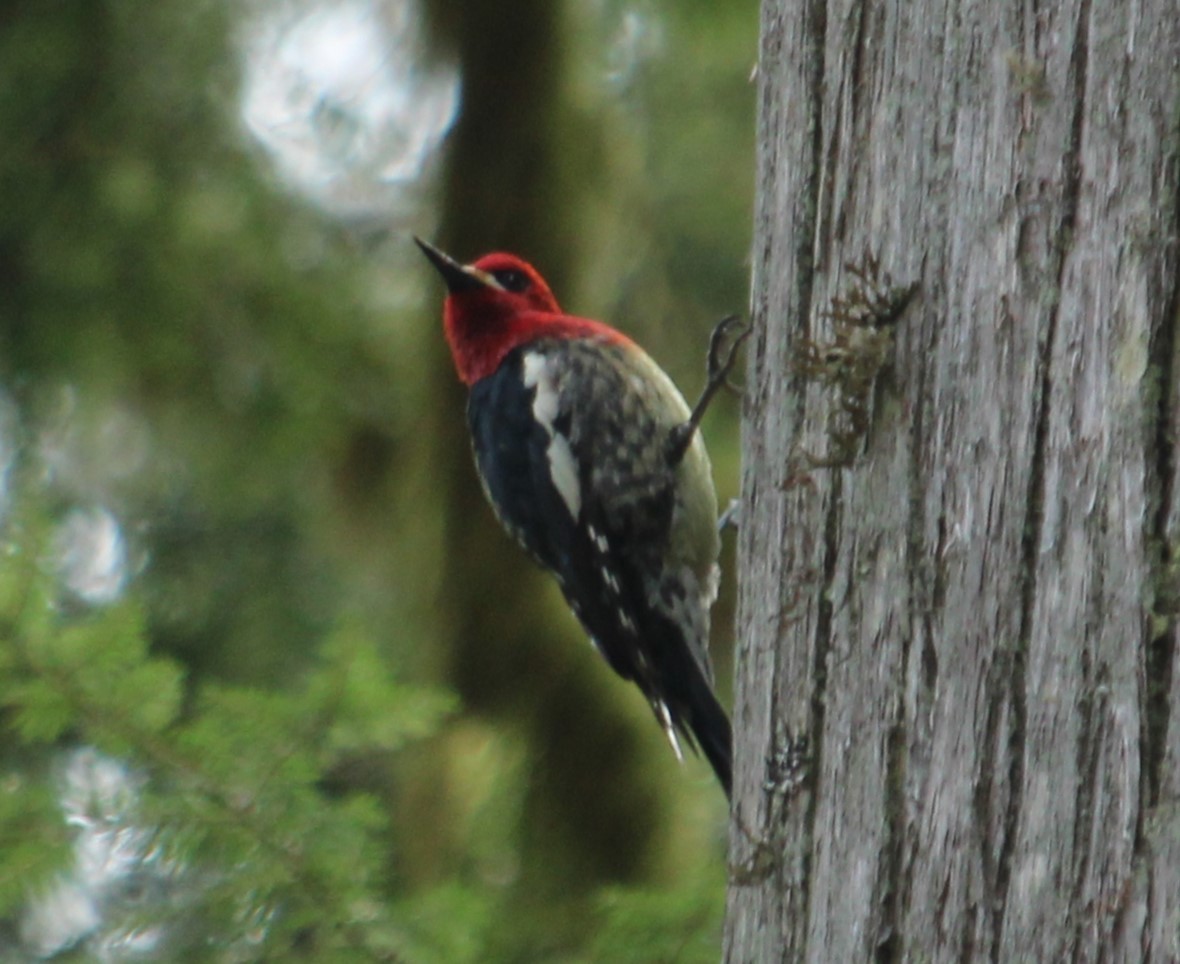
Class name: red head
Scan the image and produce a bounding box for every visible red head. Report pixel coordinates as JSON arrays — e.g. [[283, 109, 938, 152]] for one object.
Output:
[[415, 237, 630, 385]]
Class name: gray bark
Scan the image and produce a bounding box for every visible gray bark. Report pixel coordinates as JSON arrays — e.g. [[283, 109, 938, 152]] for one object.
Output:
[[726, 0, 1180, 960]]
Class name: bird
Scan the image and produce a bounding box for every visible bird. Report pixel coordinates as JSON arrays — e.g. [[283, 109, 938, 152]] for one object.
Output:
[[415, 237, 742, 799]]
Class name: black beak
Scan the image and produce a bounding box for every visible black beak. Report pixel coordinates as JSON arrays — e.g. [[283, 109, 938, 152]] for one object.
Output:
[[414, 236, 488, 294]]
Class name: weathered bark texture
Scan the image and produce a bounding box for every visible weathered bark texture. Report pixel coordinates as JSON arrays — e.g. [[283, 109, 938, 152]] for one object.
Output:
[[726, 0, 1180, 960]]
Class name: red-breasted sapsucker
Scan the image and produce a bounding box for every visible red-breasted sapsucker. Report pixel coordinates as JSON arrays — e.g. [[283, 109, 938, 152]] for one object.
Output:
[[416, 238, 736, 799]]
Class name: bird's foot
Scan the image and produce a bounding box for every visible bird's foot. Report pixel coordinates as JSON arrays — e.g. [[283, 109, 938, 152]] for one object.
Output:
[[667, 315, 750, 466], [717, 498, 740, 533]]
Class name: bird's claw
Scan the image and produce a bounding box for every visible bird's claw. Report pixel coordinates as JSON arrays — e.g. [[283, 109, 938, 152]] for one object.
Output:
[[667, 316, 750, 467], [706, 315, 751, 397]]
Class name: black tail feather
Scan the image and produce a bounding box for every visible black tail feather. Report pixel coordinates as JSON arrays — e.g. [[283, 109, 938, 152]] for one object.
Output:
[[643, 614, 733, 802], [663, 639, 732, 801], [687, 678, 732, 801]]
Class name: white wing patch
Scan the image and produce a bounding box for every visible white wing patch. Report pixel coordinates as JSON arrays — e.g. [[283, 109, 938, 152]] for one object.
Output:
[[522, 352, 558, 422], [522, 351, 582, 520], [546, 433, 582, 520]]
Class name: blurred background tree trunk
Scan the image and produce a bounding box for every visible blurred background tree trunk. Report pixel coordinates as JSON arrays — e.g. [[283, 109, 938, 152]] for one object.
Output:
[[727, 0, 1180, 959], [417, 0, 670, 933]]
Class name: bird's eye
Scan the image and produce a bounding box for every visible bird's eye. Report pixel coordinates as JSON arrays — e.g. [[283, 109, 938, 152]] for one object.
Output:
[[493, 269, 530, 293]]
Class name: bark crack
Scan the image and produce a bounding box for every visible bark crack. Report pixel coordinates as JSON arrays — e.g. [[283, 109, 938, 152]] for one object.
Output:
[[826, 0, 871, 253], [884, 294, 939, 963], [1069, 647, 1100, 939], [1142, 112, 1180, 815], [804, 466, 840, 948], [993, 0, 1091, 955], [875, 713, 906, 963], [795, 0, 830, 956]]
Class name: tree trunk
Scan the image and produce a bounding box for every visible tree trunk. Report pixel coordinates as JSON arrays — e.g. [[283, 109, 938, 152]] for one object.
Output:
[[726, 0, 1180, 960]]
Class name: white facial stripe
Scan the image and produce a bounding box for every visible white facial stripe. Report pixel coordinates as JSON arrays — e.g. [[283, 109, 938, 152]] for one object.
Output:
[[523, 352, 581, 520], [466, 265, 504, 290]]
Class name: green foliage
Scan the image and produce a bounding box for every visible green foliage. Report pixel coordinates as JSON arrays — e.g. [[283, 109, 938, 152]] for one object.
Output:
[[0, 773, 71, 918], [0, 509, 458, 960], [306, 625, 456, 756], [391, 883, 496, 964], [583, 872, 727, 964]]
